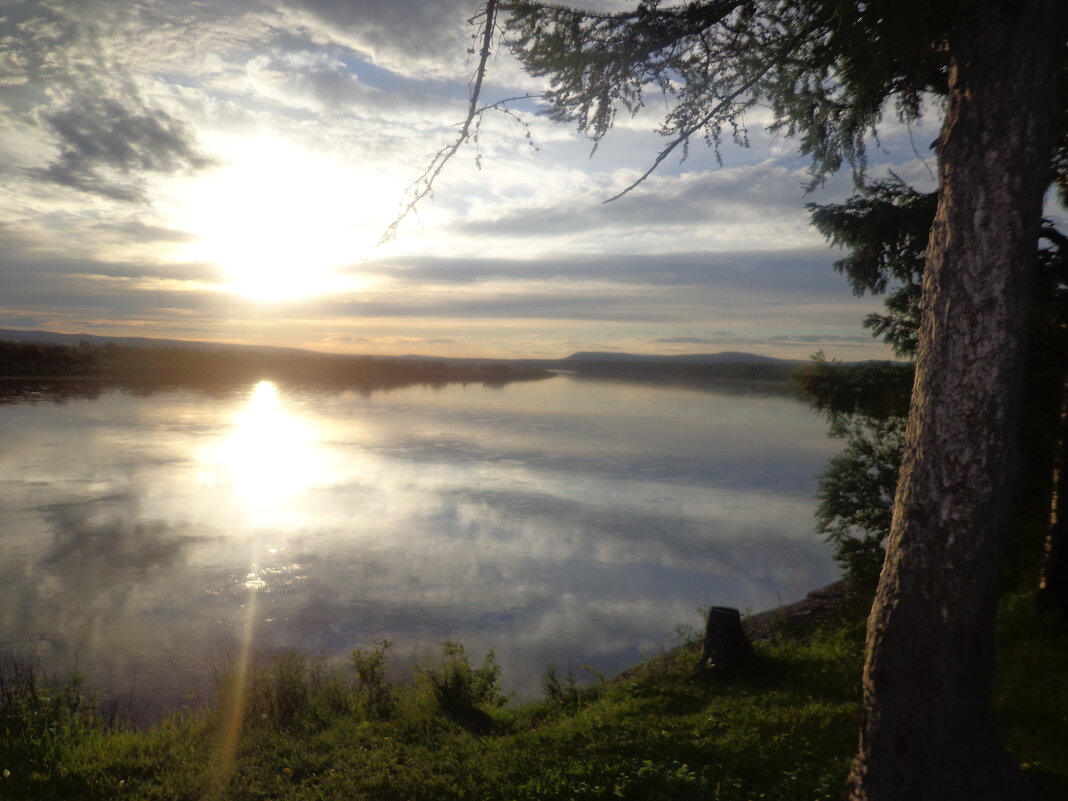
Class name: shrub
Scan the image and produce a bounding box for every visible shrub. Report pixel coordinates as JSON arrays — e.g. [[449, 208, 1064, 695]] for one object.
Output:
[[351, 640, 396, 720], [541, 667, 590, 713], [416, 641, 506, 720], [815, 414, 904, 584]]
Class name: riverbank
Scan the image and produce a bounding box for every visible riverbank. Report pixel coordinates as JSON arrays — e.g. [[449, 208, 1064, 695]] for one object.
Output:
[[0, 340, 551, 389], [2, 584, 1065, 800]]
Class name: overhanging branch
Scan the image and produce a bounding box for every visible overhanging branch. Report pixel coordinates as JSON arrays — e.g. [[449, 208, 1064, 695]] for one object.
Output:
[[602, 61, 772, 204], [379, 0, 502, 245]]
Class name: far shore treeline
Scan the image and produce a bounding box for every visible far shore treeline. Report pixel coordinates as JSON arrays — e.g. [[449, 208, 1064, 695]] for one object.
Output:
[[0, 339, 550, 392], [0, 337, 815, 395]]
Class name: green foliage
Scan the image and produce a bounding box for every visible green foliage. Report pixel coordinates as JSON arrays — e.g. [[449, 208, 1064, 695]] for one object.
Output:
[[416, 642, 506, 721], [795, 354, 912, 420], [0, 655, 104, 797], [505, 0, 952, 186], [0, 603, 1063, 800], [512, 756, 704, 800], [806, 173, 1068, 366], [994, 593, 1068, 792], [796, 354, 907, 584], [815, 415, 905, 584], [807, 176, 935, 357], [540, 666, 593, 714], [507, 0, 762, 149], [217, 651, 349, 735], [351, 640, 397, 720], [802, 178, 1068, 590]]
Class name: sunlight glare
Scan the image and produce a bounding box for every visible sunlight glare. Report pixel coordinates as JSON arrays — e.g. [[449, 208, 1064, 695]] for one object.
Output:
[[166, 137, 382, 301], [200, 380, 328, 523], [209, 576, 260, 798]]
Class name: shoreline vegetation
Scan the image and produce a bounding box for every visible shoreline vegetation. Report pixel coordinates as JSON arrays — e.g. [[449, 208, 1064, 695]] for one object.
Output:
[[0, 337, 810, 397], [0, 339, 809, 400], [1, 581, 1065, 800], [0, 340, 552, 393]]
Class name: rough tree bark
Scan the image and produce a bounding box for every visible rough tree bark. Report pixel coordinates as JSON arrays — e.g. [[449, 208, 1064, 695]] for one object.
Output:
[[848, 1, 1065, 799]]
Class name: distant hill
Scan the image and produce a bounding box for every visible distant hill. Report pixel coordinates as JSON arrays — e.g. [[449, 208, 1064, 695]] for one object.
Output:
[[0, 329, 821, 396], [0, 332, 809, 368]]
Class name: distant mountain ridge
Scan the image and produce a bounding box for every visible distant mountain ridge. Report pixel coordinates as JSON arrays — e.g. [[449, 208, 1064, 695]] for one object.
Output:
[[0, 330, 806, 366], [0, 329, 818, 394]]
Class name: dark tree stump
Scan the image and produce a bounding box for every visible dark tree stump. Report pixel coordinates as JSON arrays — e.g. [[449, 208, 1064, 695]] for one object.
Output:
[[694, 606, 753, 671]]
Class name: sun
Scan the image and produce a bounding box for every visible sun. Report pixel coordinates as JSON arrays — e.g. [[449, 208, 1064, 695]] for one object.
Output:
[[165, 136, 382, 301]]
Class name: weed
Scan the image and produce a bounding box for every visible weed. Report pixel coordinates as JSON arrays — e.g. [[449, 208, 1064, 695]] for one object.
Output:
[[351, 640, 396, 720], [0, 654, 103, 798], [215, 650, 347, 735]]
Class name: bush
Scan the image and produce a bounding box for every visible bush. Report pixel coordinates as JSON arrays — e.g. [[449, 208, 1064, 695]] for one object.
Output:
[[541, 666, 593, 714], [351, 640, 396, 720], [815, 415, 904, 584], [416, 642, 506, 721]]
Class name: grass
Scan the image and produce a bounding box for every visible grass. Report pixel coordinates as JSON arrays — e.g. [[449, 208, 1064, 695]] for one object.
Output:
[[1, 590, 1065, 800]]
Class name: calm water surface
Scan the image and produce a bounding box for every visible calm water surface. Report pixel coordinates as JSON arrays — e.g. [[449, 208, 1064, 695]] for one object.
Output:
[[0, 374, 840, 716]]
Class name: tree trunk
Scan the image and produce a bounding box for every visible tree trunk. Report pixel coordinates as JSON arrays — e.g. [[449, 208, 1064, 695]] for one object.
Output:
[[847, 1, 1065, 799], [1038, 376, 1068, 623]]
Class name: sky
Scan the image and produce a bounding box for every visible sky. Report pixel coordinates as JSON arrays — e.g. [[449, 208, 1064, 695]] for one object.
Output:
[[0, 0, 951, 360]]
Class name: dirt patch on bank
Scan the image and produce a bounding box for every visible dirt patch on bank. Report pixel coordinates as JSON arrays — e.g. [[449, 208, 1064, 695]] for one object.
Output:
[[742, 579, 859, 642]]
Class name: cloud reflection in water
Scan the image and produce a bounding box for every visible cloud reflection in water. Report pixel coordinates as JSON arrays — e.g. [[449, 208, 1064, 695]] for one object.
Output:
[[0, 375, 841, 717]]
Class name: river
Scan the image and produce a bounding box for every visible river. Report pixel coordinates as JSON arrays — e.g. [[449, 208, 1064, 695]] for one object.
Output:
[[0, 373, 840, 718]]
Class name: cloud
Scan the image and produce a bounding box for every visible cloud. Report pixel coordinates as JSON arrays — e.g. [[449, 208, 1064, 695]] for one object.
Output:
[[27, 96, 215, 202], [651, 336, 732, 345], [276, 0, 478, 79], [1, 2, 222, 203], [643, 330, 881, 353], [451, 160, 820, 240], [0, 0, 901, 361], [768, 334, 878, 345], [92, 221, 197, 244], [363, 248, 847, 295], [324, 334, 464, 346], [0, 315, 45, 328], [0, 227, 216, 285], [240, 48, 461, 125]]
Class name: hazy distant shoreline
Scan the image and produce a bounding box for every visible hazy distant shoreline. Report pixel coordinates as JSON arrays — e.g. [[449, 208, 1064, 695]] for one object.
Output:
[[0, 329, 810, 395], [0, 338, 552, 391]]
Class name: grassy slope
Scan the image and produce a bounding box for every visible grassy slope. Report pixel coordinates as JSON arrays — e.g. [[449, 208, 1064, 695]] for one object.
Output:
[[2, 590, 1065, 801]]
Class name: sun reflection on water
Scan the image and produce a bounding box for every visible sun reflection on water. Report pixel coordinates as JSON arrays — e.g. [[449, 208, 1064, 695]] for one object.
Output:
[[199, 380, 328, 526], [198, 381, 329, 793]]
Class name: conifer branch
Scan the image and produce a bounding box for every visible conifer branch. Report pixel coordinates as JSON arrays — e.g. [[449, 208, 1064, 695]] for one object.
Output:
[[379, 0, 503, 245], [602, 61, 772, 204]]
